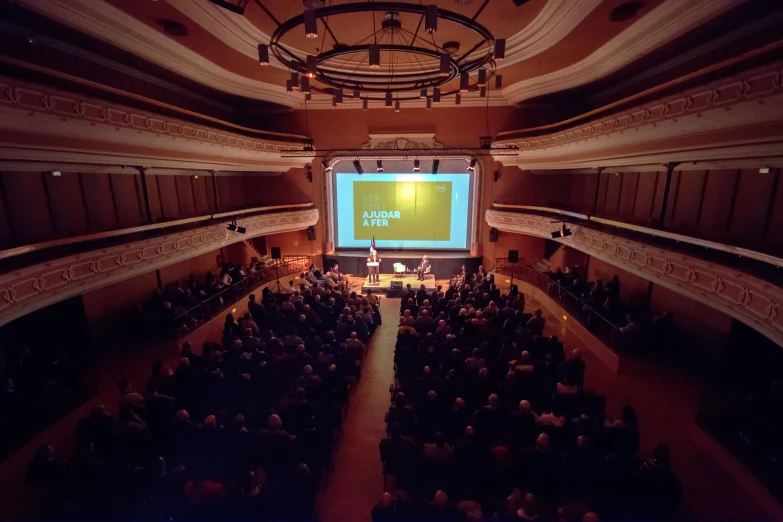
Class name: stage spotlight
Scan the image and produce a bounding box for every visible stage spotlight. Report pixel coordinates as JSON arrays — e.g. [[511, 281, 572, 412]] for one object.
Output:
[[551, 223, 572, 239], [376, 160, 384, 172], [236, 225, 246, 234], [467, 158, 477, 171], [432, 159, 440, 175], [227, 222, 237, 232], [413, 159, 420, 172], [353, 159, 364, 175], [321, 160, 332, 172]]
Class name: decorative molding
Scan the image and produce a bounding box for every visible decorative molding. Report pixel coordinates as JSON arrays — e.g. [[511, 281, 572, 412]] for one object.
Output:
[[0, 208, 319, 327], [17, 0, 737, 109], [486, 209, 783, 348], [168, 0, 598, 75], [492, 62, 783, 168], [501, 0, 746, 105], [500, 0, 600, 69], [0, 76, 314, 170], [15, 0, 300, 108], [361, 133, 444, 150]]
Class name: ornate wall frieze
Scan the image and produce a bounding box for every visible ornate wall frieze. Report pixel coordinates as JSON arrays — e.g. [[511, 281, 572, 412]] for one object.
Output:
[[360, 133, 444, 150], [492, 62, 783, 168], [486, 209, 783, 347], [0, 209, 319, 327]]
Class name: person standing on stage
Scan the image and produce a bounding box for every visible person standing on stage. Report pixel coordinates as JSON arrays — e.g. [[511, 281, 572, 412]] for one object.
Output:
[[367, 248, 381, 284], [416, 255, 430, 281]]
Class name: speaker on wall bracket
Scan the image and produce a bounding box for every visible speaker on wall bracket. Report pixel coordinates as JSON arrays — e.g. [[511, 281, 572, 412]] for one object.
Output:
[[307, 226, 316, 241], [489, 227, 498, 242], [271, 247, 282, 259], [508, 250, 519, 264]]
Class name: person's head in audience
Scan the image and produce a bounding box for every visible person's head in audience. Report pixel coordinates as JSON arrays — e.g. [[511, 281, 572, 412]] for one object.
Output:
[[203, 415, 217, 429], [584, 512, 599, 522], [249, 293, 256, 303], [652, 443, 670, 465], [478, 368, 489, 380], [488, 394, 500, 409], [519, 400, 531, 413], [433, 490, 447, 508], [536, 433, 550, 451], [426, 390, 438, 405], [621, 405, 637, 426], [267, 414, 283, 432], [534, 309, 543, 318]]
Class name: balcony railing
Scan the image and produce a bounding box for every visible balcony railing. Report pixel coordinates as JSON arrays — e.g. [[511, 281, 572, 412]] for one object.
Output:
[[0, 203, 314, 274], [171, 255, 312, 338], [492, 204, 783, 287], [495, 258, 626, 353]]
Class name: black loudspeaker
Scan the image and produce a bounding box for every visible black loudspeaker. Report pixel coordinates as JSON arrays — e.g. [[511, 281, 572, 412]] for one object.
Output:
[[271, 247, 282, 259], [388, 280, 404, 298], [508, 250, 519, 263], [306, 226, 316, 241], [489, 227, 498, 242]]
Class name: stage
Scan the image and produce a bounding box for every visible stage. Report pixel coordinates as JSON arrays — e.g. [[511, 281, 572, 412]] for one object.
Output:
[[360, 273, 437, 296], [325, 251, 481, 280]]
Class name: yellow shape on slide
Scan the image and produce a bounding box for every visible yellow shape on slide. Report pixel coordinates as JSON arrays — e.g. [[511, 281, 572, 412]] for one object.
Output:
[[353, 180, 452, 241]]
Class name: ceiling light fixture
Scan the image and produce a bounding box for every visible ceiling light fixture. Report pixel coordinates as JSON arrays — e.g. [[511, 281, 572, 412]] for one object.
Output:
[[425, 5, 438, 33], [258, 44, 269, 66], [426, 97, 432, 110], [301, 76, 311, 94], [395, 100, 401, 112], [353, 159, 364, 174], [290, 72, 300, 91], [305, 55, 317, 77], [377, 160, 384, 172], [286, 79, 293, 93], [303, 9, 318, 38], [439, 53, 451, 77], [467, 158, 477, 171], [335, 90, 343, 104], [385, 91, 393, 108], [478, 69, 487, 86], [363, 98, 369, 111], [420, 88, 427, 98], [321, 160, 333, 171], [431, 159, 440, 175], [460, 72, 470, 92], [413, 159, 420, 171], [455, 93, 461, 105], [433, 88, 441, 103], [494, 39, 506, 61], [265, 2, 496, 103], [369, 43, 381, 69], [479, 86, 486, 97], [495, 75, 503, 89]]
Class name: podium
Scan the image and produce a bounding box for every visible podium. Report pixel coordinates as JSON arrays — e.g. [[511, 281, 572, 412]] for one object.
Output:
[[367, 261, 380, 284]]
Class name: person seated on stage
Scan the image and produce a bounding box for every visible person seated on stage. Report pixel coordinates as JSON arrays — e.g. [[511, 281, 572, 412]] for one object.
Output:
[[416, 255, 431, 281], [322, 270, 337, 289]]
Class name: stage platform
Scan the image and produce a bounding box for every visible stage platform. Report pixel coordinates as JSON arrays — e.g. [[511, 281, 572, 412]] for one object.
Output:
[[360, 273, 436, 296], [326, 252, 481, 280]]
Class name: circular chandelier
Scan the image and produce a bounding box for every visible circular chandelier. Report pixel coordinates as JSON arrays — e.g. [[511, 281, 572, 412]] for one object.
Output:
[[260, 2, 504, 105]]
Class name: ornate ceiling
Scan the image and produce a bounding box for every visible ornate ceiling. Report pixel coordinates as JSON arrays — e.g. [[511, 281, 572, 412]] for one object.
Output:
[[8, 0, 762, 110]]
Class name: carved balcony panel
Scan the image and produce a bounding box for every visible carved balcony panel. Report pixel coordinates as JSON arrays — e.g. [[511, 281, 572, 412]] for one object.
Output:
[[0, 208, 319, 327], [486, 209, 783, 347]]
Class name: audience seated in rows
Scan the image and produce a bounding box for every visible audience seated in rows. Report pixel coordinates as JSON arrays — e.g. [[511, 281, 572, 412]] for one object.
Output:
[[377, 268, 680, 521], [27, 278, 381, 521]]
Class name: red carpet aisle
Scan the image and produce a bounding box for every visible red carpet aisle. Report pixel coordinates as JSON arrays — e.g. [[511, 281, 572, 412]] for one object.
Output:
[[316, 296, 398, 522]]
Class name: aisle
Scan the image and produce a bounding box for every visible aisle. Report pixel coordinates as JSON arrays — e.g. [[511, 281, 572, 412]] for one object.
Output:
[[316, 296, 398, 522]]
